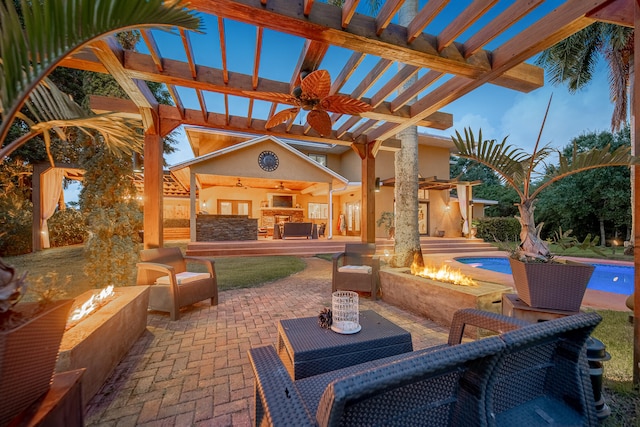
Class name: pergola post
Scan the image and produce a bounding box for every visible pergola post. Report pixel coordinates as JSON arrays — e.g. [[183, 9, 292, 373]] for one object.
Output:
[[190, 171, 197, 242], [31, 163, 48, 252], [633, 0, 640, 386], [362, 142, 376, 243], [143, 131, 163, 249]]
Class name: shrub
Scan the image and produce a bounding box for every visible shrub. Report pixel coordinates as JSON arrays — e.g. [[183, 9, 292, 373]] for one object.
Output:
[[48, 209, 86, 247], [474, 217, 520, 242], [0, 194, 33, 256]]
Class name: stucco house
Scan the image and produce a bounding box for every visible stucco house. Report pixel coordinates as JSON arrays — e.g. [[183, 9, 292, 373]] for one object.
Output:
[[165, 127, 487, 241]]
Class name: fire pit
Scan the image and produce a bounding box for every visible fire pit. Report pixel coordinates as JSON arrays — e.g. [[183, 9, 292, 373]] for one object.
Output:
[[56, 286, 150, 405], [380, 266, 510, 338]]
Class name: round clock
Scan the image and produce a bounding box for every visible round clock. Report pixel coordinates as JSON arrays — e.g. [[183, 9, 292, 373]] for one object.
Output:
[[258, 150, 279, 172]]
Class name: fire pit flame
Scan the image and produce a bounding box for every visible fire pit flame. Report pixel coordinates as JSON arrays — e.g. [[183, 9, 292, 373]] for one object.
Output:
[[411, 263, 477, 287], [69, 285, 115, 324]]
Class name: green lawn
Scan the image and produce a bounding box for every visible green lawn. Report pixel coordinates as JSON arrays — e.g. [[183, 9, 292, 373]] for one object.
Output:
[[593, 310, 640, 426], [3, 243, 305, 300]]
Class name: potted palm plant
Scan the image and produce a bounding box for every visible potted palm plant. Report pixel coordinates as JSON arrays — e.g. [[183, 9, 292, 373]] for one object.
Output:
[[0, 259, 73, 424], [451, 98, 636, 311]]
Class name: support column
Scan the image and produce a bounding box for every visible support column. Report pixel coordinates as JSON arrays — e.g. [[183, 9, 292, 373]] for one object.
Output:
[[361, 142, 376, 243], [143, 132, 163, 249], [633, 0, 640, 385], [31, 163, 49, 252], [190, 171, 197, 242]]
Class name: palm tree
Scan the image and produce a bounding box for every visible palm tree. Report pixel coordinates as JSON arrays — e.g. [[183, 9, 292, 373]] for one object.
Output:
[[392, 0, 423, 268], [536, 22, 632, 131], [451, 99, 636, 260], [329, 0, 422, 267], [0, 0, 201, 160]]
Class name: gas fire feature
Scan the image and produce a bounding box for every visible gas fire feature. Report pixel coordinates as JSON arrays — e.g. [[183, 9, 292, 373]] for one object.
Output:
[[411, 263, 478, 287], [56, 286, 150, 406], [380, 268, 510, 338]]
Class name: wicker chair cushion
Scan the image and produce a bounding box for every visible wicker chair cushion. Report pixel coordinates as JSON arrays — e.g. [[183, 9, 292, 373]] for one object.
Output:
[[155, 272, 210, 285], [337, 265, 372, 274]]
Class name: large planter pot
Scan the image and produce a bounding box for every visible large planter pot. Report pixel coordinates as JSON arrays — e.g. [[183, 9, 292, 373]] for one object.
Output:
[[0, 299, 73, 425], [509, 258, 594, 312]]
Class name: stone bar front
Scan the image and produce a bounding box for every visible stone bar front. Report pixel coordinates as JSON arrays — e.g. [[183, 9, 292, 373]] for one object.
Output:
[[196, 214, 258, 241]]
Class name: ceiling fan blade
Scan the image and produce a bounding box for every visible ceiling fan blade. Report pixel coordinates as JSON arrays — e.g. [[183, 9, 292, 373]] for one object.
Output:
[[243, 91, 298, 105], [301, 70, 331, 100], [321, 95, 372, 114], [307, 110, 332, 137], [265, 107, 300, 129]]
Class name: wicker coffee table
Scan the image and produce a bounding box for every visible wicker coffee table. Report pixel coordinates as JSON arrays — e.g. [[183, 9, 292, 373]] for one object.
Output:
[[276, 310, 412, 380]]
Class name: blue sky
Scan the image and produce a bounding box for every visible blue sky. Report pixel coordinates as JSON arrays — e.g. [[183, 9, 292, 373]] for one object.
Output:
[[64, 2, 617, 203]]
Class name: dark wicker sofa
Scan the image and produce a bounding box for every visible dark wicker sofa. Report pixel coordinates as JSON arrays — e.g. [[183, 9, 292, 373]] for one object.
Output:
[[282, 222, 313, 239], [248, 309, 601, 427]]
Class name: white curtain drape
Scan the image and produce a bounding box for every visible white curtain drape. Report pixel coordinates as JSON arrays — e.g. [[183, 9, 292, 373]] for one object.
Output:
[[457, 184, 469, 235], [41, 168, 65, 249]]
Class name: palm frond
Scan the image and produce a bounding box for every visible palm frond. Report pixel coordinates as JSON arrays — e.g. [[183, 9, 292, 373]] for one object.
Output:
[[451, 128, 529, 199], [0, 0, 201, 145], [531, 144, 637, 199], [31, 114, 143, 155], [536, 23, 603, 92], [2, 76, 142, 160]]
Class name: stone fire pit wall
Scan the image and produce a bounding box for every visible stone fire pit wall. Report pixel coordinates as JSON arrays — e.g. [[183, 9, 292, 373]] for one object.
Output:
[[56, 286, 150, 406], [380, 268, 511, 339]]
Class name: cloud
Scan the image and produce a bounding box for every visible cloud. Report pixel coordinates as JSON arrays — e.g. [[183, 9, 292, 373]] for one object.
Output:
[[498, 67, 614, 153]]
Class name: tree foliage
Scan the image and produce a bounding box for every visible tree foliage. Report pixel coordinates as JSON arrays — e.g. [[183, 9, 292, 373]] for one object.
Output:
[[0, 159, 33, 255], [536, 127, 631, 242], [536, 22, 632, 131]]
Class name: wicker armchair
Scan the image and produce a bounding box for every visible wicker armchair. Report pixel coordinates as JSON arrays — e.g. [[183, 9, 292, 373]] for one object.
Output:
[[332, 243, 379, 299], [248, 309, 601, 427], [136, 247, 218, 321]]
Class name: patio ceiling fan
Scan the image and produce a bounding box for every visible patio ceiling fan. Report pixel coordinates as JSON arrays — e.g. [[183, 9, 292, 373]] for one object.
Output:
[[260, 70, 372, 137], [235, 178, 249, 189], [276, 181, 292, 191]]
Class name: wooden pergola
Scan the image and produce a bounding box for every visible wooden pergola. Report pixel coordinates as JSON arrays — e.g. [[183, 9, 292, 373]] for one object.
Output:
[[54, 0, 640, 383]]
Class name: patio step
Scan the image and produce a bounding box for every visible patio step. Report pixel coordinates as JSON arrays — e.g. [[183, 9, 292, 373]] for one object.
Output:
[[185, 237, 501, 257]]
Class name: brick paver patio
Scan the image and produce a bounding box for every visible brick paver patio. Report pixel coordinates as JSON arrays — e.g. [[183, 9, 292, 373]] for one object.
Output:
[[84, 257, 449, 426]]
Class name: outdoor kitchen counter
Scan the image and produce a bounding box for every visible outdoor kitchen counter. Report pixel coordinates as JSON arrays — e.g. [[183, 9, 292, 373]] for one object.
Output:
[[196, 214, 258, 241]]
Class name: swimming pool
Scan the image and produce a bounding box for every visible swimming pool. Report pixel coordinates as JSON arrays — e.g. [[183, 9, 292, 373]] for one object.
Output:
[[456, 257, 633, 296]]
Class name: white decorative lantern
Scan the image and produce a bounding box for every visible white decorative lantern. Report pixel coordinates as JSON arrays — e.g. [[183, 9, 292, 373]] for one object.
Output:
[[331, 291, 360, 334]]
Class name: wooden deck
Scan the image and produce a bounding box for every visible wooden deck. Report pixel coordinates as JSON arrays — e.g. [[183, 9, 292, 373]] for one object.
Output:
[[183, 236, 501, 257]]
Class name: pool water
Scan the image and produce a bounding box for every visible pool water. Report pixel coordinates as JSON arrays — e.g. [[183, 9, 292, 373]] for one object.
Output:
[[456, 257, 633, 296]]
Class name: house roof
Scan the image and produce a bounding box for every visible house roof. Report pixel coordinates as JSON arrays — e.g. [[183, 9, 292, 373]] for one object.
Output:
[[170, 134, 349, 193], [132, 172, 191, 198]]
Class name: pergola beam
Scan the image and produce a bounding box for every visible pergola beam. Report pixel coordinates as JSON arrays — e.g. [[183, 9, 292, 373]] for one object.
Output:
[[61, 49, 451, 130], [368, 0, 610, 144], [187, 0, 543, 93], [91, 38, 158, 132]]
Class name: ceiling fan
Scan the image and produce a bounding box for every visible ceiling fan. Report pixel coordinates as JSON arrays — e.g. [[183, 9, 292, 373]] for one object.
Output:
[[261, 70, 372, 136], [275, 181, 292, 191], [235, 178, 249, 189]]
